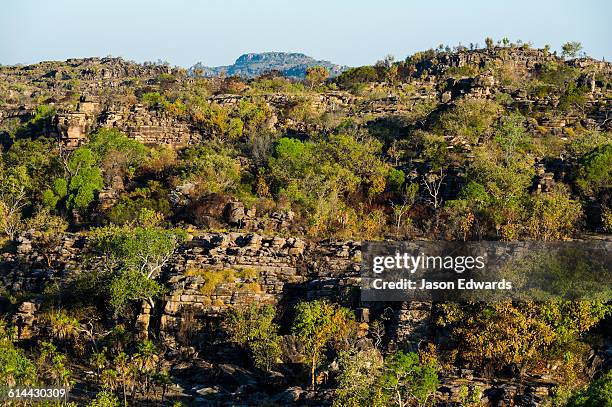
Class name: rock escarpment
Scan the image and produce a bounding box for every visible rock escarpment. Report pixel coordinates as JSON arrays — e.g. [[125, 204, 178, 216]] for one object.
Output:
[[2, 232, 611, 405], [1, 48, 610, 151]]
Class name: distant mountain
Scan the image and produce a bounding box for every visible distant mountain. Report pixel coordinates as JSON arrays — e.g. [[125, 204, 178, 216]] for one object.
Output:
[[189, 52, 348, 79]]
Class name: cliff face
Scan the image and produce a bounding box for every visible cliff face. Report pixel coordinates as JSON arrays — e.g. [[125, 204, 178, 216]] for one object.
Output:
[[1, 232, 355, 339], [3, 231, 611, 405]]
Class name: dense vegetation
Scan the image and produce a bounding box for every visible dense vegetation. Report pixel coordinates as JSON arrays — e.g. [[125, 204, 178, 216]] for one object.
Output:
[[0, 39, 611, 406]]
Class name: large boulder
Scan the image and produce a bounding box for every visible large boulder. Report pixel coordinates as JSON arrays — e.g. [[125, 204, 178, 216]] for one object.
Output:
[[186, 194, 233, 228], [272, 386, 306, 404], [224, 201, 245, 225]]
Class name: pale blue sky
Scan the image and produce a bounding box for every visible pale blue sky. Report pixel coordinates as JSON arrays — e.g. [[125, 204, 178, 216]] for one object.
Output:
[[1, 0, 610, 67]]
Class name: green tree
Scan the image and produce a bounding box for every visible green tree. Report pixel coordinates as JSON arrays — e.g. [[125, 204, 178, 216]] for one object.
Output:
[[561, 41, 583, 59], [90, 225, 185, 278], [334, 348, 385, 407], [391, 182, 418, 231], [567, 130, 609, 157], [443, 180, 492, 240], [88, 390, 120, 407], [523, 185, 582, 240], [458, 181, 490, 209], [335, 66, 379, 90], [109, 270, 165, 315], [435, 99, 501, 144], [576, 144, 612, 196], [36, 341, 72, 387], [268, 134, 390, 235], [224, 304, 282, 371], [417, 132, 448, 171], [42, 178, 68, 210], [305, 66, 330, 88], [466, 131, 535, 239], [1, 137, 61, 236], [88, 128, 147, 182], [134, 340, 160, 397], [378, 351, 439, 407], [559, 83, 589, 113], [567, 370, 612, 407], [44, 146, 104, 213], [2, 137, 60, 193], [0, 166, 28, 239], [321, 133, 389, 198], [387, 169, 406, 193], [0, 322, 37, 386], [493, 113, 531, 164], [437, 301, 611, 374], [237, 99, 273, 134], [141, 92, 167, 109], [268, 137, 360, 233], [66, 148, 105, 210], [179, 145, 243, 194], [292, 300, 354, 389], [191, 103, 243, 140], [89, 225, 185, 313], [268, 137, 311, 184]]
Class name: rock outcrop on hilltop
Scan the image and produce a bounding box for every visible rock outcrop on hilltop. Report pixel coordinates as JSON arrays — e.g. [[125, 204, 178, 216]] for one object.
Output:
[[1, 48, 609, 150], [189, 52, 348, 79]]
